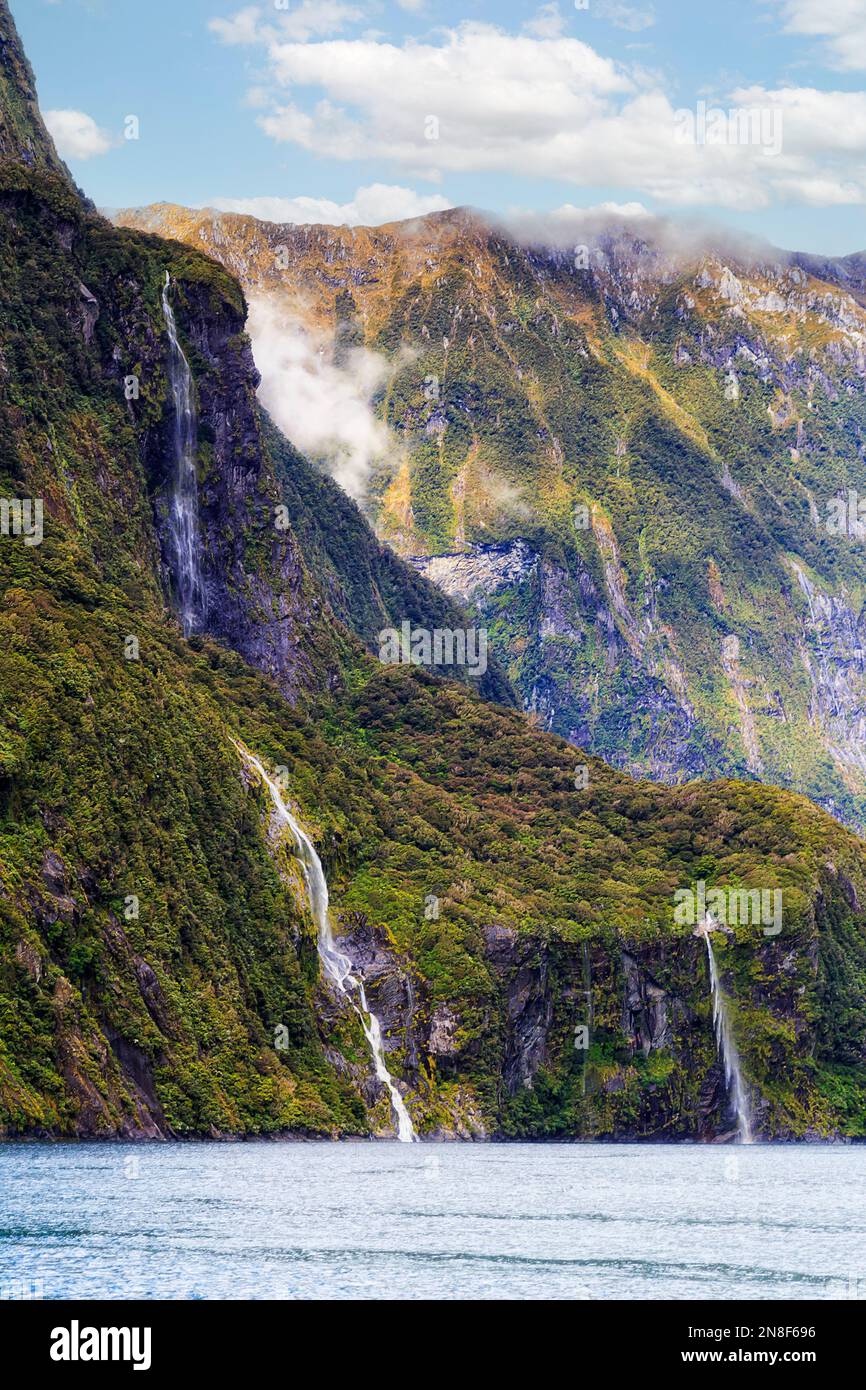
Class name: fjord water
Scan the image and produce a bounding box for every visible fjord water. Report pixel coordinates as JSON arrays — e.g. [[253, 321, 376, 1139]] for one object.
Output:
[[237, 747, 416, 1143], [161, 272, 207, 636], [1, 1143, 863, 1301]]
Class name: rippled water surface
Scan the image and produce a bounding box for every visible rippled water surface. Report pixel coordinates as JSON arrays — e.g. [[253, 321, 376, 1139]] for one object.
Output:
[[1, 1142, 864, 1300]]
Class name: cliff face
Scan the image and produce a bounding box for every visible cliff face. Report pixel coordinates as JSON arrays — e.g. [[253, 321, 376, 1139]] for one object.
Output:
[[117, 203, 866, 835], [145, 264, 354, 702], [0, 2, 69, 177], [0, 176, 337, 703], [331, 679, 866, 1142], [0, 182, 507, 707], [1, 0, 866, 1143]]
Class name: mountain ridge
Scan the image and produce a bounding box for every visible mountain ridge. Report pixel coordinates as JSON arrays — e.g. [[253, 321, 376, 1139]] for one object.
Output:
[[0, 0, 864, 1142], [115, 199, 866, 835]]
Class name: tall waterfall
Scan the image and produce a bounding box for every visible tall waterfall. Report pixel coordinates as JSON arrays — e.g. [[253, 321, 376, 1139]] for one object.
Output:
[[236, 744, 416, 1143], [701, 926, 754, 1144], [161, 272, 206, 637]]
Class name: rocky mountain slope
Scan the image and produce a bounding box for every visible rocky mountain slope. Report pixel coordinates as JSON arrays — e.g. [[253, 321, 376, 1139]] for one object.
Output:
[[0, 0, 68, 179], [0, 0, 864, 1141], [116, 202, 866, 836]]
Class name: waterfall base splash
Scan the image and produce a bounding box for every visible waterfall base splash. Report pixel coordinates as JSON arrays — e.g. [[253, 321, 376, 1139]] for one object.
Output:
[[235, 742, 416, 1142]]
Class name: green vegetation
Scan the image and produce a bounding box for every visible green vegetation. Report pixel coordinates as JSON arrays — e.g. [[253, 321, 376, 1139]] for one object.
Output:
[[132, 205, 866, 832], [0, 14, 864, 1140]]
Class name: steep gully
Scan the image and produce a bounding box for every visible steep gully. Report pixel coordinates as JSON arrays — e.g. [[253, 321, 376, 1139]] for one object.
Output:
[[234, 746, 417, 1142], [160, 274, 415, 1139]]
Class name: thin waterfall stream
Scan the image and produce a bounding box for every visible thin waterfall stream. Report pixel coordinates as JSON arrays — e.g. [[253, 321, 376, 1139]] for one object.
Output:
[[235, 743, 416, 1142], [161, 271, 206, 636], [698, 920, 754, 1143]]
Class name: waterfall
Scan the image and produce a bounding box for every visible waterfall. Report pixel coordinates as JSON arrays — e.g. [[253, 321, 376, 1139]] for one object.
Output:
[[161, 272, 206, 637], [235, 744, 416, 1143], [701, 926, 754, 1144]]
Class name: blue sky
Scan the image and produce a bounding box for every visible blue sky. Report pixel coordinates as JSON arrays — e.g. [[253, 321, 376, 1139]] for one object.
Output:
[[14, 0, 866, 253]]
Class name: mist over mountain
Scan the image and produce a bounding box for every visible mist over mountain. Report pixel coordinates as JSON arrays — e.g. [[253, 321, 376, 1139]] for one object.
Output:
[[117, 199, 866, 834]]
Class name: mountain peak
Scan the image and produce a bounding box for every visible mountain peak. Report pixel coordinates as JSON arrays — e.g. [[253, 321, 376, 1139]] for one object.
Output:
[[0, 0, 71, 178]]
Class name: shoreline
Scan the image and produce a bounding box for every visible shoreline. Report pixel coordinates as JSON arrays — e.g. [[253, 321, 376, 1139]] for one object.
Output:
[[1, 1131, 859, 1146]]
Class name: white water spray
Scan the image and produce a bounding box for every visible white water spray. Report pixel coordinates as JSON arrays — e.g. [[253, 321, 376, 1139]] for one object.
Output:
[[161, 272, 206, 636], [700, 922, 754, 1144], [236, 744, 416, 1142]]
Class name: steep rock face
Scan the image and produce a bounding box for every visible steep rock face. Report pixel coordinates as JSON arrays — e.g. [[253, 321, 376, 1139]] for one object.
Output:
[[621, 951, 671, 1055], [414, 539, 708, 781], [413, 540, 539, 608], [0, 0, 363, 1135], [1, 184, 492, 709], [117, 203, 866, 833], [0, 2, 70, 177], [148, 274, 333, 700], [788, 561, 866, 791], [482, 923, 555, 1096]]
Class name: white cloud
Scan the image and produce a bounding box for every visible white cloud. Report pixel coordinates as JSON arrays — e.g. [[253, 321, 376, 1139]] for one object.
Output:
[[44, 109, 112, 160], [775, 0, 866, 71], [208, 4, 261, 44], [208, 1, 365, 46], [594, 1, 656, 32], [502, 203, 779, 264], [270, 0, 367, 41], [211, 17, 866, 212], [550, 198, 652, 221], [258, 24, 632, 174], [523, 3, 567, 40], [732, 84, 866, 153], [503, 199, 654, 245], [247, 296, 400, 499], [211, 182, 452, 225]]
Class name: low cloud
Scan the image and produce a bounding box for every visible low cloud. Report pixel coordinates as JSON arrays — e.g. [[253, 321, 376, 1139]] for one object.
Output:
[[208, 1, 364, 46], [44, 109, 112, 160], [211, 182, 452, 227], [247, 296, 401, 500], [506, 199, 653, 235], [774, 0, 866, 71], [500, 201, 786, 268], [210, 14, 866, 212], [593, 1, 657, 32]]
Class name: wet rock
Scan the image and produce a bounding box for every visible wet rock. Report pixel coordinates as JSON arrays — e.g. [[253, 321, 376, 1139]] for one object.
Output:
[[26, 849, 78, 927], [333, 912, 422, 1070], [41, 848, 69, 897], [482, 923, 552, 1093], [621, 951, 669, 1054], [76, 281, 99, 343], [103, 1027, 167, 1140], [428, 1004, 460, 1058]]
